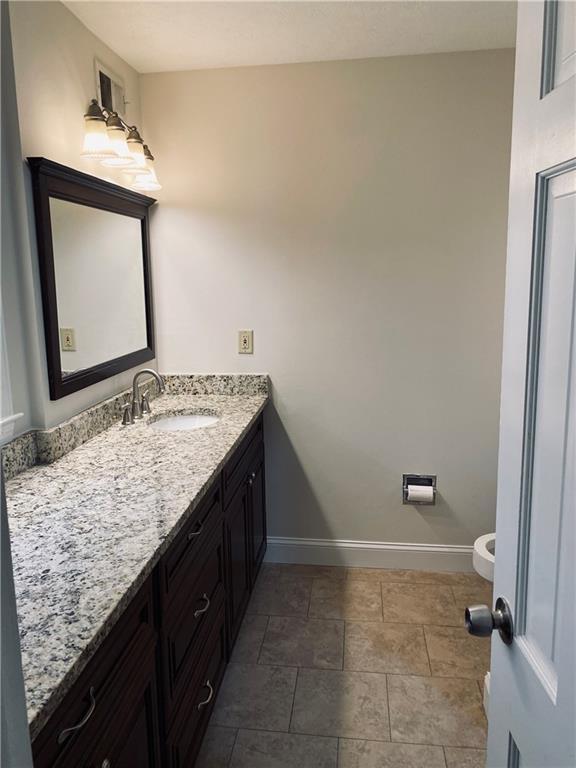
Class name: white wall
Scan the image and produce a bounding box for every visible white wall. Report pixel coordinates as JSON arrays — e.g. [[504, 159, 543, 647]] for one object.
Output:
[[1, 4, 35, 764], [7, 1, 156, 430], [141, 50, 514, 546]]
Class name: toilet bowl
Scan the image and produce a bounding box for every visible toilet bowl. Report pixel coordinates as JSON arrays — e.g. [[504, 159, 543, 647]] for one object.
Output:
[[473, 533, 495, 582]]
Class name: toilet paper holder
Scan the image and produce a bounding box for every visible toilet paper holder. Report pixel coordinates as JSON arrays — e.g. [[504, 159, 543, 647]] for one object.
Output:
[[402, 474, 437, 505]]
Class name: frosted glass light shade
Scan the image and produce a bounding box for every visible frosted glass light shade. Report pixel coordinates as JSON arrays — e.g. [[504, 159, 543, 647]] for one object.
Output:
[[81, 118, 115, 159], [131, 156, 161, 191], [131, 168, 161, 192], [101, 125, 133, 167], [126, 128, 147, 170]]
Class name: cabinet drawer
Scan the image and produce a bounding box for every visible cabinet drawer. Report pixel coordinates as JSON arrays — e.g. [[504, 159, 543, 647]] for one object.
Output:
[[166, 604, 227, 768], [162, 522, 226, 723], [160, 479, 222, 602], [32, 577, 156, 768], [222, 416, 263, 508]]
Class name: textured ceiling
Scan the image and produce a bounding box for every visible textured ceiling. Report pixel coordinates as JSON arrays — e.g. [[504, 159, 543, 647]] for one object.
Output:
[[63, 1, 516, 74]]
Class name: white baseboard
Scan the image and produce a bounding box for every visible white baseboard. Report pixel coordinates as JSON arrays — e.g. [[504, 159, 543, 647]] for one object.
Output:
[[265, 536, 474, 572]]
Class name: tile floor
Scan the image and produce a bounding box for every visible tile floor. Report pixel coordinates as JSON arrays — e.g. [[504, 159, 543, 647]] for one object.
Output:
[[197, 564, 492, 768]]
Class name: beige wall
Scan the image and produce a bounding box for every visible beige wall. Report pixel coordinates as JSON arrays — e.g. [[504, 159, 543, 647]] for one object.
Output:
[[142, 50, 514, 546], [8, 1, 156, 430]]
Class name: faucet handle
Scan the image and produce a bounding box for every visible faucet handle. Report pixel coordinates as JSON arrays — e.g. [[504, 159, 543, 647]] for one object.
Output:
[[141, 389, 151, 415], [121, 402, 134, 426]]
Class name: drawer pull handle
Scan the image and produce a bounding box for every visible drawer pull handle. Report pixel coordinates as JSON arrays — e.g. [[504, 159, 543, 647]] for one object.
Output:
[[57, 686, 96, 744], [194, 593, 211, 618], [197, 680, 214, 710], [187, 521, 204, 540]]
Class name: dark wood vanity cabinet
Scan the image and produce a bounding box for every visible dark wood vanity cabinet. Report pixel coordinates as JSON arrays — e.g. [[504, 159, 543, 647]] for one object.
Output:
[[32, 414, 266, 768], [32, 577, 162, 768]]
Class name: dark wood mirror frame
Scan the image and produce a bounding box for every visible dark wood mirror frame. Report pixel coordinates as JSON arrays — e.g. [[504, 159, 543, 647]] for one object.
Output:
[[27, 157, 156, 400]]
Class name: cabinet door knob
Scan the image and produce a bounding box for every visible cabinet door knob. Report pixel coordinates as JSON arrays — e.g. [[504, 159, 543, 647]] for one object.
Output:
[[197, 680, 214, 710], [193, 593, 211, 618], [57, 686, 96, 744], [188, 521, 204, 540]]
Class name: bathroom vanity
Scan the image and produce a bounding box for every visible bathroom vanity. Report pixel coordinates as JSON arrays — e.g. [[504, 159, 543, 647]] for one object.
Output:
[[4, 378, 268, 768]]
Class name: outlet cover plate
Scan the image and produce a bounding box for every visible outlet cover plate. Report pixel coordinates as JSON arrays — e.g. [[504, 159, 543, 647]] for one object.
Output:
[[238, 330, 254, 354], [60, 328, 76, 351]]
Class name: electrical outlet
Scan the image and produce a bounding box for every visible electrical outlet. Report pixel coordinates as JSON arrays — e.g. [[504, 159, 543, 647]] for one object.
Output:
[[238, 330, 254, 354], [60, 328, 76, 351]]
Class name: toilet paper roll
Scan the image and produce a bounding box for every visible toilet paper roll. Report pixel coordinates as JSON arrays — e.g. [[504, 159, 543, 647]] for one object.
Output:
[[406, 484, 434, 503]]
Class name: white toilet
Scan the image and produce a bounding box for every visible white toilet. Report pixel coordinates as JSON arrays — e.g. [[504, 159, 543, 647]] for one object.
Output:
[[473, 532, 496, 582]]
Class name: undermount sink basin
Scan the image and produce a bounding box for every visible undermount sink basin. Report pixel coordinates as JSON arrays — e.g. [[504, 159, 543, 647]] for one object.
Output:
[[149, 413, 220, 432]]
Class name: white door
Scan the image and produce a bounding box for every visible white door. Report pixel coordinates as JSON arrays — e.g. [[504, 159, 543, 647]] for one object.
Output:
[[481, 1, 576, 766]]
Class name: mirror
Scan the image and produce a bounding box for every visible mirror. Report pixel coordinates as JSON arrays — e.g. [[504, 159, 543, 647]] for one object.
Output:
[[28, 158, 156, 399], [50, 199, 147, 376]]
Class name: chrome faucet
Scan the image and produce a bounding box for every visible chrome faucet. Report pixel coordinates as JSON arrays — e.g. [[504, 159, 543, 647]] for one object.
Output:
[[129, 368, 165, 422]]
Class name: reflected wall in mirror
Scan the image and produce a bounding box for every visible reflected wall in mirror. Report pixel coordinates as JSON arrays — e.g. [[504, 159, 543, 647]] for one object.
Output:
[[50, 199, 147, 377], [28, 158, 156, 400]]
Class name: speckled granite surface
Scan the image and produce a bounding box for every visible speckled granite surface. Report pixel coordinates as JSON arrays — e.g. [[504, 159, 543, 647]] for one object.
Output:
[[1, 431, 38, 480], [5, 389, 268, 738], [1, 374, 269, 479]]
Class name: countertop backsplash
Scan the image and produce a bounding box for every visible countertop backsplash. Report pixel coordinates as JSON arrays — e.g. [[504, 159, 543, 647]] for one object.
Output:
[[1, 374, 269, 480]]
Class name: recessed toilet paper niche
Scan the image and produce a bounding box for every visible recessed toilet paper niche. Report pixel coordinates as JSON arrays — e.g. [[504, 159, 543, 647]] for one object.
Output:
[[402, 474, 437, 505]]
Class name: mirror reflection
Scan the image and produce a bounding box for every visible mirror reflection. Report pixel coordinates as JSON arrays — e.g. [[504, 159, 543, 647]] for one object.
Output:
[[49, 198, 148, 377]]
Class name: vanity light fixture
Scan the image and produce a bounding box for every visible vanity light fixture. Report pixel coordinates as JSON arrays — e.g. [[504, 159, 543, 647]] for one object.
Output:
[[81, 99, 161, 190]]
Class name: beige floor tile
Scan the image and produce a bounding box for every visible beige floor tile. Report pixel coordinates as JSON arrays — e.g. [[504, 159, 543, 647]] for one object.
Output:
[[291, 668, 390, 741], [444, 746, 487, 768], [230, 729, 338, 767], [278, 564, 348, 580], [452, 583, 494, 616], [231, 614, 269, 664], [381, 584, 461, 626], [338, 739, 446, 767], [211, 663, 297, 731], [247, 572, 312, 617], [309, 579, 383, 621], [344, 622, 430, 675], [424, 625, 490, 679], [388, 675, 487, 748], [347, 569, 487, 587], [196, 725, 237, 768], [259, 616, 344, 669]]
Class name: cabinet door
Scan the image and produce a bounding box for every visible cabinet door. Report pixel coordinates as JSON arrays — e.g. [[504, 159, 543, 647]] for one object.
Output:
[[225, 480, 251, 648], [94, 664, 162, 768], [248, 447, 266, 586]]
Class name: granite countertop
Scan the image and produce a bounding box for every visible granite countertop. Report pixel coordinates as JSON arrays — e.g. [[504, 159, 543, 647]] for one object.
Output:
[[5, 391, 268, 739]]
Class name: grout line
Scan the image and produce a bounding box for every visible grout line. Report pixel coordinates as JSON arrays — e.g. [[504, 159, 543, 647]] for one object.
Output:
[[287, 666, 299, 734], [226, 724, 482, 752], [384, 673, 393, 742], [421, 624, 433, 676], [306, 579, 315, 617], [442, 746, 449, 768], [227, 727, 240, 768], [255, 615, 271, 665]]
